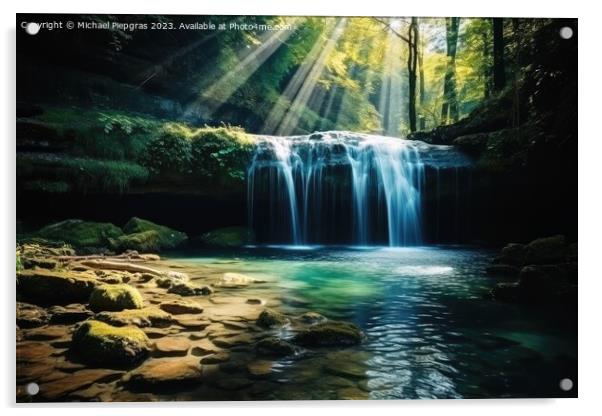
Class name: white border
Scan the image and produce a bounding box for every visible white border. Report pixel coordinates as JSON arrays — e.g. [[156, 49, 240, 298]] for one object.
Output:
[[2, 1, 598, 415]]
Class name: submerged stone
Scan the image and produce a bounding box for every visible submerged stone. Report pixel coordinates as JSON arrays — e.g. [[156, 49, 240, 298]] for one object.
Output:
[[293, 321, 364, 347], [125, 357, 203, 389], [256, 308, 288, 328], [255, 337, 298, 357]]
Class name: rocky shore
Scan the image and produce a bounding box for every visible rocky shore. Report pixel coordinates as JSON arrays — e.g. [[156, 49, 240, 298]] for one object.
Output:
[[486, 235, 577, 305], [16, 242, 366, 401]]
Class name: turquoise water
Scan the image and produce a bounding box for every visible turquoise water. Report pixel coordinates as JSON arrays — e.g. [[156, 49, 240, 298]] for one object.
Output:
[[179, 246, 577, 399]]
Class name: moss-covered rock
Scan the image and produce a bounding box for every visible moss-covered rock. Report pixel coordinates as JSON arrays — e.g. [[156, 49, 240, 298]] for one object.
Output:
[[95, 307, 173, 328], [17, 269, 97, 305], [198, 226, 254, 247], [110, 231, 162, 253], [122, 217, 187, 250], [36, 219, 123, 249], [70, 320, 151, 368], [293, 321, 364, 347], [256, 309, 288, 328], [88, 284, 144, 312], [166, 282, 213, 297]]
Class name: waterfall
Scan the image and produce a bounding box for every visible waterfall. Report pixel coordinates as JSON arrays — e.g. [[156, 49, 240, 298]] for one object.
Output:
[[247, 131, 470, 246]]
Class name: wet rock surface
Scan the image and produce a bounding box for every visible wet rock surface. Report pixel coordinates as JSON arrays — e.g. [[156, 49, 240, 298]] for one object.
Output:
[[16, 245, 369, 402]]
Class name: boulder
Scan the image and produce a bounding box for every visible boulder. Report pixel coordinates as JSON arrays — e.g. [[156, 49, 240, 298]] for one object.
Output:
[[70, 320, 151, 368], [125, 357, 203, 388], [159, 300, 203, 315], [485, 264, 520, 277], [36, 219, 123, 249], [293, 321, 364, 347], [495, 243, 526, 266], [452, 132, 490, 156], [256, 308, 288, 328], [518, 263, 577, 300], [110, 231, 162, 253], [16, 302, 49, 328], [524, 235, 567, 265], [255, 337, 298, 357], [95, 307, 173, 327], [198, 226, 254, 248], [167, 282, 213, 296], [17, 268, 97, 305], [122, 217, 187, 250], [88, 284, 144, 312], [298, 311, 327, 324]]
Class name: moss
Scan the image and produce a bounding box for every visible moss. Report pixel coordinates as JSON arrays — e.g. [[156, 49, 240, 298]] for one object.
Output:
[[36, 219, 123, 248], [111, 230, 162, 253], [88, 284, 145, 312], [71, 320, 151, 367], [94, 307, 173, 328], [122, 217, 187, 250], [17, 268, 97, 305], [198, 226, 254, 247]]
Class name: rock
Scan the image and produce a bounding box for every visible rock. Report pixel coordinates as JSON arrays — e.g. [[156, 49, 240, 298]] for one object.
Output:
[[298, 311, 327, 324], [70, 320, 151, 368], [38, 369, 123, 400], [95, 307, 173, 328], [256, 308, 288, 328], [167, 282, 212, 296], [48, 304, 93, 324], [215, 272, 262, 288], [17, 269, 97, 305], [337, 387, 369, 400], [524, 235, 567, 265], [21, 257, 58, 270], [175, 317, 211, 330], [110, 231, 162, 254], [159, 300, 203, 315], [518, 263, 577, 301], [246, 298, 264, 305], [452, 132, 490, 156], [17, 361, 55, 383], [88, 284, 144, 312], [293, 321, 364, 347], [154, 337, 190, 357], [36, 219, 123, 249], [200, 351, 231, 364], [212, 334, 253, 348], [485, 264, 520, 277], [17, 341, 55, 362], [247, 360, 272, 377], [23, 325, 70, 341], [490, 282, 521, 302], [198, 226, 254, 248], [122, 217, 188, 250], [495, 243, 526, 266], [255, 337, 298, 357], [124, 357, 203, 388], [190, 339, 222, 356], [17, 302, 49, 328]]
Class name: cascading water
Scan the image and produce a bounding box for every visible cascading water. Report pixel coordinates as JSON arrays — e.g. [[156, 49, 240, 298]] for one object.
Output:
[[247, 131, 471, 246]]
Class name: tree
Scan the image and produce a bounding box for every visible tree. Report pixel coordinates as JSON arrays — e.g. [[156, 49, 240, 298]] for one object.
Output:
[[441, 17, 460, 124], [492, 17, 506, 92], [408, 18, 419, 132]]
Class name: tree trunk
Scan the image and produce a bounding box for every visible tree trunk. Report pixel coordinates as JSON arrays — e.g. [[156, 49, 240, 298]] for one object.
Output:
[[408, 17, 418, 132], [418, 22, 426, 130], [482, 26, 492, 98], [492, 18, 506, 92], [441, 17, 460, 124]]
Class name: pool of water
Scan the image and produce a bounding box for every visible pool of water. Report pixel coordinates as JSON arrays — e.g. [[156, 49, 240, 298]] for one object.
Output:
[[175, 245, 577, 399]]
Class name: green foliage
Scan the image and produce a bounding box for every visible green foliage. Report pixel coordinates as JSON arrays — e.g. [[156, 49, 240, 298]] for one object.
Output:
[[140, 124, 255, 184], [18, 154, 149, 193]]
